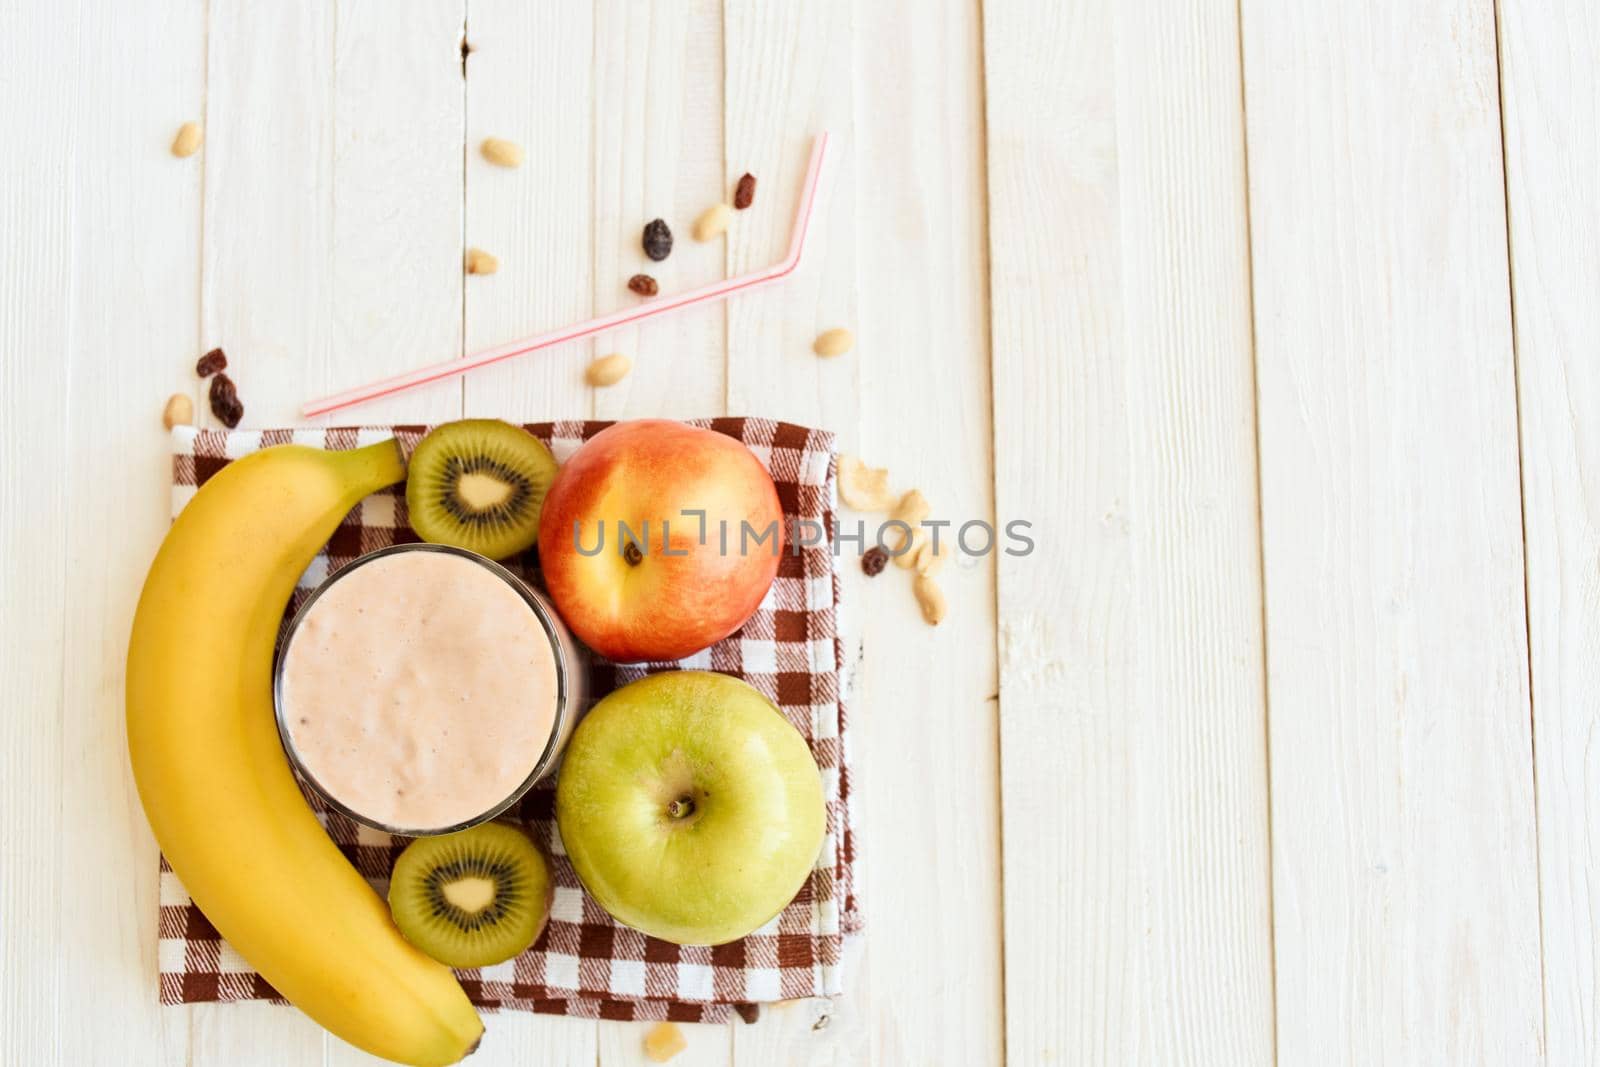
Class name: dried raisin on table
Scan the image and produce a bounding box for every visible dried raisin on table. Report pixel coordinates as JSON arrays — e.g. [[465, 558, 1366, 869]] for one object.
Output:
[[642, 218, 673, 261], [195, 347, 227, 377], [209, 373, 244, 428], [861, 545, 890, 577], [733, 172, 756, 209], [627, 273, 659, 296]]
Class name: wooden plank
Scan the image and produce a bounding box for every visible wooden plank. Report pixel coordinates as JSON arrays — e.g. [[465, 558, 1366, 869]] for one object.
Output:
[[1497, 0, 1600, 1058], [588, 0, 727, 424], [984, 0, 1274, 1062], [722, 0, 1001, 1063], [462, 0, 594, 426], [315, 0, 467, 1061], [844, 1, 1006, 1061], [194, 2, 342, 1059], [592, 0, 736, 1048], [461, 3, 600, 1063], [0, 4, 80, 1063], [322, 0, 465, 430], [718, 1, 878, 1064], [721, 1, 857, 427], [1239, 0, 1544, 1061], [50, 2, 207, 1065]]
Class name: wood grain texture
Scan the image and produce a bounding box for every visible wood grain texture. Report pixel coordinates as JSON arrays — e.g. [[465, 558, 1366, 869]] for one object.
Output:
[[459, 5, 603, 1063], [52, 4, 207, 1066], [589, 0, 727, 423], [462, 0, 594, 425], [195, 1, 345, 1058], [0, 4, 80, 1062], [1240, 0, 1545, 1062], [1497, 0, 1600, 1059], [316, 2, 469, 1063], [719, 1, 878, 1065], [11, 1, 1600, 1063], [983, 0, 1274, 1062], [323, 0, 465, 430], [721, 0, 857, 426], [586, 11, 734, 1060], [833, 1, 1003, 1064]]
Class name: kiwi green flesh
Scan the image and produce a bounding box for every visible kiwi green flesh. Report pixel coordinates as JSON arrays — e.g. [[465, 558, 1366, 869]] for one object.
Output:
[[406, 419, 558, 559], [388, 821, 552, 969]]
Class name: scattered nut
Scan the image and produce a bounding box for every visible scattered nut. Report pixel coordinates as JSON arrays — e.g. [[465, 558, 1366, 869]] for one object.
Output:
[[465, 248, 499, 275], [195, 347, 227, 377], [480, 137, 524, 167], [208, 373, 244, 428], [732, 1002, 762, 1025], [913, 574, 947, 626], [692, 203, 733, 241], [861, 545, 889, 577], [733, 172, 756, 209], [894, 526, 927, 569], [838, 455, 894, 512], [585, 353, 633, 388], [885, 488, 931, 555], [627, 273, 659, 296], [162, 393, 193, 430], [643, 1021, 687, 1063], [914, 534, 947, 577], [813, 327, 854, 358], [170, 121, 203, 158], [643, 218, 673, 261]]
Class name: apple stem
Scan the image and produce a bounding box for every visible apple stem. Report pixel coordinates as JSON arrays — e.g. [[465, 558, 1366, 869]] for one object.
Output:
[[668, 796, 696, 819]]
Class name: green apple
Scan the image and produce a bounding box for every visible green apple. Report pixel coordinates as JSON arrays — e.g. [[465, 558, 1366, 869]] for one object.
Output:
[[555, 671, 826, 945]]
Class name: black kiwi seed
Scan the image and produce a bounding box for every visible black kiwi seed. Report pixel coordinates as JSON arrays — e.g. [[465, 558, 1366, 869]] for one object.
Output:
[[405, 419, 559, 560]]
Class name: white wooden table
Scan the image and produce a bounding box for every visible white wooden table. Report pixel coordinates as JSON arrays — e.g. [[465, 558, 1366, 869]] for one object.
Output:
[[3, 1, 1596, 1064]]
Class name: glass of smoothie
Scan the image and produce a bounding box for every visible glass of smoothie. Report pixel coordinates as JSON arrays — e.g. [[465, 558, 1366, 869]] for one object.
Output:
[[273, 543, 586, 836]]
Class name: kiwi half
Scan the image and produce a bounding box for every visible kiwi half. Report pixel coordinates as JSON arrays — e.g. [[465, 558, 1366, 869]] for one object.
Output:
[[406, 419, 558, 559], [388, 821, 553, 969]]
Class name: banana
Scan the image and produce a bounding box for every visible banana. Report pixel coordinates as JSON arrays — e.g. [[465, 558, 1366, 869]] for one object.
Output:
[[127, 440, 483, 1066]]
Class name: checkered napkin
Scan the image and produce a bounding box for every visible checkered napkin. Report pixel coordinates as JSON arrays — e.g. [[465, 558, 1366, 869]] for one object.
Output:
[[157, 418, 860, 1023]]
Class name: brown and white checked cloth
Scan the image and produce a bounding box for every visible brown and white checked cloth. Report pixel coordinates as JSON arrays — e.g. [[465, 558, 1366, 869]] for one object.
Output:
[[158, 418, 860, 1024]]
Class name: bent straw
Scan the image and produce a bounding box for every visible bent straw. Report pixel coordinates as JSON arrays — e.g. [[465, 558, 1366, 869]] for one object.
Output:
[[302, 131, 832, 418]]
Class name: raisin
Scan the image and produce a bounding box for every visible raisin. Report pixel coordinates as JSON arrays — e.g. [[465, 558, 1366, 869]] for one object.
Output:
[[642, 218, 673, 261], [627, 273, 659, 297], [209, 373, 244, 429], [861, 545, 889, 577], [733, 172, 756, 210], [195, 347, 227, 377]]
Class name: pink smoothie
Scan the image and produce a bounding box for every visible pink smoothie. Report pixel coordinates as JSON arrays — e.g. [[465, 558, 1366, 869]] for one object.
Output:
[[279, 549, 558, 831]]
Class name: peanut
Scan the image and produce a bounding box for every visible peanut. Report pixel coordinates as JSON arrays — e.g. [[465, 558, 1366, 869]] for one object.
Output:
[[481, 137, 524, 167], [644, 1021, 687, 1062], [692, 203, 733, 241], [914, 534, 948, 577], [162, 392, 194, 430], [913, 574, 947, 626], [884, 488, 931, 554], [893, 526, 927, 569], [170, 121, 203, 158], [585, 353, 633, 387], [813, 327, 854, 358], [465, 248, 499, 275], [838, 455, 894, 512]]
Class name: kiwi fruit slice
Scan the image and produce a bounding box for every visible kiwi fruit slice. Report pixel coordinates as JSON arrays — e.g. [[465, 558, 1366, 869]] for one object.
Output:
[[388, 821, 553, 968], [406, 419, 558, 559]]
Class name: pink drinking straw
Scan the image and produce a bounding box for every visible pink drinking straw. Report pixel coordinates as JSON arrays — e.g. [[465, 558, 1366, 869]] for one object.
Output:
[[301, 131, 832, 418]]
